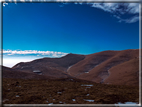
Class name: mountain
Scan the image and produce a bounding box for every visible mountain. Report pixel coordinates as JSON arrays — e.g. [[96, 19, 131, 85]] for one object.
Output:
[[67, 49, 139, 86], [10, 49, 139, 86], [12, 53, 85, 78]]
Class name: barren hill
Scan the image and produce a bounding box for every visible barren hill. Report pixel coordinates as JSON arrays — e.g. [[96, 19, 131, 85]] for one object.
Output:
[[12, 53, 85, 78], [2, 66, 55, 80], [7, 49, 139, 86], [68, 49, 139, 86]]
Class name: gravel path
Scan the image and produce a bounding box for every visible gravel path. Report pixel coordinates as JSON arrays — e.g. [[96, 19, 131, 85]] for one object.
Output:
[[101, 70, 110, 83]]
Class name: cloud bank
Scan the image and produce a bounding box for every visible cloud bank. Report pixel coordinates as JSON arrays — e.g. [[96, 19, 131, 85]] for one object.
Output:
[[3, 57, 38, 67], [89, 3, 139, 23], [2, 50, 68, 67], [2, 50, 68, 57], [91, 3, 139, 14]]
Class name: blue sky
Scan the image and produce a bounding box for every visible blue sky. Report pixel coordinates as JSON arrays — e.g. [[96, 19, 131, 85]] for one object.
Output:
[[2, 2, 139, 67]]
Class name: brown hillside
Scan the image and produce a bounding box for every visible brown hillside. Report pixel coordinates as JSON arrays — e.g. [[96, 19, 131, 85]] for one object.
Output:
[[67, 50, 118, 76], [104, 58, 139, 86], [2, 66, 55, 80], [12, 53, 85, 78], [68, 49, 139, 86], [7, 49, 140, 86]]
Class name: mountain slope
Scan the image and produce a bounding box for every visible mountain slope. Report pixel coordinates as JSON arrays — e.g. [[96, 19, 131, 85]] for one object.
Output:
[[2, 66, 54, 80], [9, 49, 139, 86], [67, 49, 139, 86], [104, 58, 139, 86], [12, 53, 85, 78]]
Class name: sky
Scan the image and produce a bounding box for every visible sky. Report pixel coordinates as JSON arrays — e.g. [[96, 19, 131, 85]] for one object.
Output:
[[2, 2, 139, 67]]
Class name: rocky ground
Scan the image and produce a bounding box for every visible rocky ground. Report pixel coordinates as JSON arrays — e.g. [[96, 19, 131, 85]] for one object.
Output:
[[2, 78, 139, 104]]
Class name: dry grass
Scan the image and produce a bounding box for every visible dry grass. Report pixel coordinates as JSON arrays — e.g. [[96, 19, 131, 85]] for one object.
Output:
[[2, 78, 139, 104]]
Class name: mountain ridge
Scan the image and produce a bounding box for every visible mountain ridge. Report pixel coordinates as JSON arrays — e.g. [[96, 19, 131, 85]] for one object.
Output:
[[3, 49, 140, 86]]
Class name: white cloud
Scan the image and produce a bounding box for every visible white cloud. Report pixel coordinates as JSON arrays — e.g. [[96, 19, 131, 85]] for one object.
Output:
[[3, 57, 36, 67], [2, 50, 68, 67], [125, 15, 139, 23], [127, 3, 139, 14], [59, 2, 139, 23], [3, 3, 8, 7], [91, 3, 119, 13], [90, 3, 139, 23], [2, 49, 68, 57], [113, 14, 139, 23]]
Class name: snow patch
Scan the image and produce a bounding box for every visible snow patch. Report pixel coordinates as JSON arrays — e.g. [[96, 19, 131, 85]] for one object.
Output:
[[33, 70, 42, 75], [72, 99, 76, 101], [84, 99, 94, 102], [86, 94, 90, 96], [59, 101, 62, 103], [16, 95, 19, 97], [33, 70, 41, 73], [57, 92, 62, 94], [48, 103, 53, 105]]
